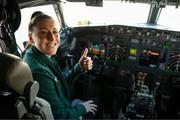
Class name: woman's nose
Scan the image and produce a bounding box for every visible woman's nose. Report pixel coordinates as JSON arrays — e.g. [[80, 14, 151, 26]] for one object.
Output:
[[47, 32, 55, 41]]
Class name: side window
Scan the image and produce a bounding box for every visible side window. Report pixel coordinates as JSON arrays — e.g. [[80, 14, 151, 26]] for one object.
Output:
[[15, 5, 59, 53]]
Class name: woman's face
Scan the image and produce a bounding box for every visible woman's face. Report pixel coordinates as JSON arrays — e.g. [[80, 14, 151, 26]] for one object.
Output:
[[29, 18, 60, 56]]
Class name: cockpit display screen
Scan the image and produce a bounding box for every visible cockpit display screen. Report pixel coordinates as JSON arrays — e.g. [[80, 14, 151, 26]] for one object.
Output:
[[139, 49, 160, 68], [89, 43, 105, 61]]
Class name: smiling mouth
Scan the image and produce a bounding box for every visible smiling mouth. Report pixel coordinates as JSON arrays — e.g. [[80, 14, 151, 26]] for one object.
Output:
[[47, 43, 57, 48]]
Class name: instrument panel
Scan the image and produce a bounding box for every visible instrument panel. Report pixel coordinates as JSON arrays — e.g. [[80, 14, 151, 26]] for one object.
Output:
[[72, 25, 180, 118], [73, 25, 180, 74]]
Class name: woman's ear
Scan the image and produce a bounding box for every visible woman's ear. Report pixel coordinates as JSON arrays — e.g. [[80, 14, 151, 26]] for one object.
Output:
[[28, 33, 34, 43]]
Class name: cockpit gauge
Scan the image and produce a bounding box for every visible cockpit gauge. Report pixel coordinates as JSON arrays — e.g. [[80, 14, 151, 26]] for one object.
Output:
[[107, 43, 127, 63], [167, 52, 180, 72], [89, 43, 106, 60], [128, 48, 138, 60], [139, 49, 160, 68]]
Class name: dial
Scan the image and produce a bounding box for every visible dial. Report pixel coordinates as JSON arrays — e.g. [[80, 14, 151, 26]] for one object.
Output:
[[167, 52, 180, 72], [107, 43, 127, 62]]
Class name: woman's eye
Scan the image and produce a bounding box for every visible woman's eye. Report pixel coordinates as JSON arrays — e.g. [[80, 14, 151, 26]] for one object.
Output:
[[40, 30, 48, 35], [52, 30, 59, 34]]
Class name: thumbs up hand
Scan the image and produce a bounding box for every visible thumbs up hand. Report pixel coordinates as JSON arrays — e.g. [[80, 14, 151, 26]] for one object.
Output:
[[79, 48, 93, 71]]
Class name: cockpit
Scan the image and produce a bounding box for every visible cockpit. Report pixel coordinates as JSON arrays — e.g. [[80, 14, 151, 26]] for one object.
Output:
[[1, 0, 180, 119]]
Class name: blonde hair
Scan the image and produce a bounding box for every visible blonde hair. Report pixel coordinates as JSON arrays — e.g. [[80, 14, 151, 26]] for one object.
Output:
[[28, 14, 53, 33]]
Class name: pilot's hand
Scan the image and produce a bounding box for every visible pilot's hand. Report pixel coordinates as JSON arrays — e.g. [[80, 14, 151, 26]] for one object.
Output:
[[79, 48, 93, 71], [81, 100, 97, 115]]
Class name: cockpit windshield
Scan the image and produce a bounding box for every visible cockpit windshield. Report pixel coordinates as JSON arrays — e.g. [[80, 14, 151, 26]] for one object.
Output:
[[62, 1, 150, 27], [158, 5, 180, 31], [61, 1, 180, 31]]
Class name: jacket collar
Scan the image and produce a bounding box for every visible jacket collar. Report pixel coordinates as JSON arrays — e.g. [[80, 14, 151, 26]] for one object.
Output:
[[27, 45, 60, 74]]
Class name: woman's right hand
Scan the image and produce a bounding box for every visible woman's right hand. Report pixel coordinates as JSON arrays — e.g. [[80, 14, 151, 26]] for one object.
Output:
[[81, 100, 97, 115]]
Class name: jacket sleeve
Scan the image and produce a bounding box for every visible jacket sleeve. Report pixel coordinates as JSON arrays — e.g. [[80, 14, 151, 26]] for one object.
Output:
[[32, 71, 86, 119], [63, 63, 84, 85]]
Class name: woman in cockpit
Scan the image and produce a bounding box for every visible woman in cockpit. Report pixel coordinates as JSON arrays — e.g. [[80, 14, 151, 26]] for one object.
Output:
[[23, 13, 98, 119]]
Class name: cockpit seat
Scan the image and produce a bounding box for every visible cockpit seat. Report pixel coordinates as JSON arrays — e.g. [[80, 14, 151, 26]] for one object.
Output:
[[0, 52, 54, 119]]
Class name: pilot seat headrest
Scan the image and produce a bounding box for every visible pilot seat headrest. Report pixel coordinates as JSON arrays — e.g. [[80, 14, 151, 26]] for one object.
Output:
[[0, 52, 38, 97], [0, 53, 54, 119]]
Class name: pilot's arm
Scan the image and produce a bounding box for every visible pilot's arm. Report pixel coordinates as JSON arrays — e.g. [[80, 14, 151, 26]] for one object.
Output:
[[63, 48, 93, 84]]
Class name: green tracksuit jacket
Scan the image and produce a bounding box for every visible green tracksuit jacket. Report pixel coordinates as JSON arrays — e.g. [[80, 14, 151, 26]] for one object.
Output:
[[23, 45, 86, 119]]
